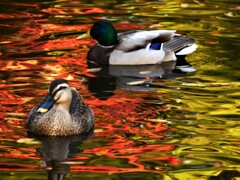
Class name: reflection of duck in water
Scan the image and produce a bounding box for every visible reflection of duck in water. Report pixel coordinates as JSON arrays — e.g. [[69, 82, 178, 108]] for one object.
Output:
[[27, 79, 94, 136], [28, 130, 93, 180], [81, 61, 188, 100], [77, 20, 197, 72]]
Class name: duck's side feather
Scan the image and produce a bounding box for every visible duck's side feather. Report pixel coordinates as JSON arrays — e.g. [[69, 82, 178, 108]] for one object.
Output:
[[109, 49, 167, 65]]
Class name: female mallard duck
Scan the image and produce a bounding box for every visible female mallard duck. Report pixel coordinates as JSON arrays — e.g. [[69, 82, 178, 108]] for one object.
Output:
[[77, 20, 197, 72], [26, 79, 94, 136]]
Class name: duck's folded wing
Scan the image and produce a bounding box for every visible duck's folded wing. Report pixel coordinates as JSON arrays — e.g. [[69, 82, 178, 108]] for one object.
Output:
[[70, 89, 86, 118], [163, 35, 197, 55], [117, 30, 176, 52], [70, 89, 94, 129]]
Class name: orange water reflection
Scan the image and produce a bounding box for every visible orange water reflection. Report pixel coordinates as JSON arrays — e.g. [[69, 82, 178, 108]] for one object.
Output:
[[0, 0, 240, 179]]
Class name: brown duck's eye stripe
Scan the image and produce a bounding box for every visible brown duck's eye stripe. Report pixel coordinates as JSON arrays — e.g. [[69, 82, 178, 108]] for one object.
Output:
[[51, 86, 68, 98]]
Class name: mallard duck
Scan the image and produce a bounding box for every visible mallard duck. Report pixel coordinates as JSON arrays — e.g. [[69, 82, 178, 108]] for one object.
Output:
[[26, 79, 94, 136], [77, 20, 197, 72]]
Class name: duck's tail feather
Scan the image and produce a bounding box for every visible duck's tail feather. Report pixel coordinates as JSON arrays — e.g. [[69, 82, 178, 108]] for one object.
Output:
[[162, 35, 197, 72], [175, 44, 198, 55], [174, 55, 197, 72]]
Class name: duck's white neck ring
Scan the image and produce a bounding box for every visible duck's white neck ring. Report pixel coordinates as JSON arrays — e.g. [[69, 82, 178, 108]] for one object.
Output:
[[97, 43, 115, 48]]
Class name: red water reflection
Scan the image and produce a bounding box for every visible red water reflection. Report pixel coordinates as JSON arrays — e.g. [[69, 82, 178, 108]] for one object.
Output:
[[0, 1, 182, 176]]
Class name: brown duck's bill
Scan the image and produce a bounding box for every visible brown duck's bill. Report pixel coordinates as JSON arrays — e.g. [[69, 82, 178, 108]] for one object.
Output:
[[76, 30, 90, 40], [37, 94, 56, 113]]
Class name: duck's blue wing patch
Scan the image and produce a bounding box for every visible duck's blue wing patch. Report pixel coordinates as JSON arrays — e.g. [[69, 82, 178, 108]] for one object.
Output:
[[150, 42, 162, 50]]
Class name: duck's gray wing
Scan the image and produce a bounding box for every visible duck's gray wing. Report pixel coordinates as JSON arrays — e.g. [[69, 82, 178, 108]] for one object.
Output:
[[70, 89, 94, 133], [163, 35, 195, 53], [26, 94, 50, 129]]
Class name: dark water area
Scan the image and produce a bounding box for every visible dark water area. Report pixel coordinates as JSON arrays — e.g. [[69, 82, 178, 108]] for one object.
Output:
[[0, 0, 239, 179]]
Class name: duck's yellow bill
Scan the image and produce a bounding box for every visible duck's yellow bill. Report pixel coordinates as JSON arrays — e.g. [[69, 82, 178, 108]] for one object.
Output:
[[37, 108, 48, 113], [76, 30, 90, 40]]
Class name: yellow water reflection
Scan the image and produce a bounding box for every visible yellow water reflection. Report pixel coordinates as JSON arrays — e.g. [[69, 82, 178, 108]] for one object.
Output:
[[0, 0, 239, 179]]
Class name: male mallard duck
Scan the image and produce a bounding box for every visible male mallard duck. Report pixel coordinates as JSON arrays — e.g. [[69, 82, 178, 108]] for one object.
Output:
[[77, 20, 197, 72], [26, 79, 94, 136]]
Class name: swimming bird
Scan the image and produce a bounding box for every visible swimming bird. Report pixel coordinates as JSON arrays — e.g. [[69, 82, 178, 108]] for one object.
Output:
[[26, 79, 94, 136], [77, 20, 197, 72]]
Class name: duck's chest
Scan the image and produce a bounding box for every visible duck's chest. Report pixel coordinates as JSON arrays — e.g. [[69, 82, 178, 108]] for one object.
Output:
[[34, 108, 78, 136], [87, 44, 114, 65]]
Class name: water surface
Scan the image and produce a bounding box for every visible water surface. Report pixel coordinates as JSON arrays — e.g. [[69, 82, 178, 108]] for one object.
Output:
[[0, 0, 239, 179]]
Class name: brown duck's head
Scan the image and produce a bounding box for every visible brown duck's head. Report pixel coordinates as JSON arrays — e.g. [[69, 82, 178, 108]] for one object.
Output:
[[37, 79, 72, 113]]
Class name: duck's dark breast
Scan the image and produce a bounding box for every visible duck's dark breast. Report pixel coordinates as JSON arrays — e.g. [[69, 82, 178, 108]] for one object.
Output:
[[87, 44, 115, 65]]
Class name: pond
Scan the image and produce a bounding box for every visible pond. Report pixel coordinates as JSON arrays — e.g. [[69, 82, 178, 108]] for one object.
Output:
[[0, 0, 239, 179]]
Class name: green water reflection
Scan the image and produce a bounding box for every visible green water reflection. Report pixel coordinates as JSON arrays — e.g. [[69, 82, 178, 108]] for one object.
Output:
[[0, 0, 239, 179]]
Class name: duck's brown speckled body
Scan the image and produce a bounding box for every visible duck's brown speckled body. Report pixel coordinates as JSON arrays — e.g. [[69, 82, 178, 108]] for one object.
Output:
[[27, 79, 94, 136]]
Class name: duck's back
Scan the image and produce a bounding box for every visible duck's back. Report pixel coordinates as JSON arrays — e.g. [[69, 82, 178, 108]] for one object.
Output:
[[117, 30, 175, 52]]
